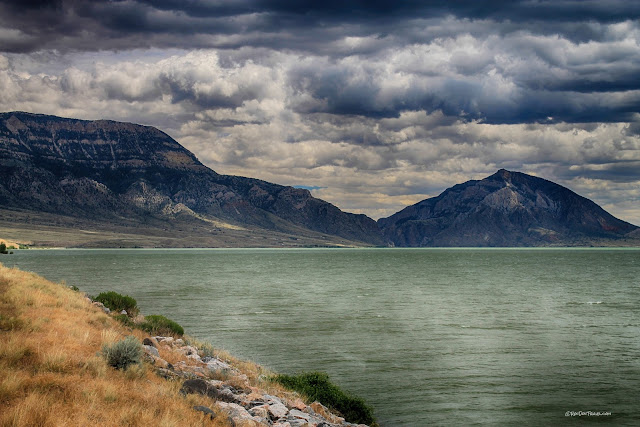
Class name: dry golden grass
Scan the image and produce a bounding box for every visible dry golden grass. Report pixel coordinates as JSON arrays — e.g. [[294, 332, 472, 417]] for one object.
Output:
[[0, 263, 231, 427]]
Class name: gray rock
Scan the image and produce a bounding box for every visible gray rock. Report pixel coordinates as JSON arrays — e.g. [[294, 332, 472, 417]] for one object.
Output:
[[155, 368, 180, 380], [268, 402, 289, 419], [180, 379, 209, 396], [288, 409, 310, 422], [120, 309, 127, 315], [206, 358, 232, 373], [143, 345, 160, 358], [248, 405, 269, 419], [214, 402, 259, 425], [193, 405, 216, 420], [92, 301, 110, 314], [180, 379, 241, 404], [154, 336, 173, 344], [151, 356, 170, 369]]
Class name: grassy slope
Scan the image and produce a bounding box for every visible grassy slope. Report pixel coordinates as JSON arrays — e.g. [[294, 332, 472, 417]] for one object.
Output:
[[0, 263, 234, 426]]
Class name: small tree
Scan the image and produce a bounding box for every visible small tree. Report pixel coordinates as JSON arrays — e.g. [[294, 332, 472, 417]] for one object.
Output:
[[0, 243, 7, 254]]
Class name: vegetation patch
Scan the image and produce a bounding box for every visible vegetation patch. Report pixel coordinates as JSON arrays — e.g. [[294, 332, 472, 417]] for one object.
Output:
[[140, 314, 184, 336], [101, 336, 143, 370], [0, 264, 228, 426], [272, 371, 376, 425], [93, 291, 139, 316], [113, 313, 135, 328]]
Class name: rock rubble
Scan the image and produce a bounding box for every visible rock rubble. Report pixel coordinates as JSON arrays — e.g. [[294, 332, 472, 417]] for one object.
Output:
[[142, 336, 369, 427]]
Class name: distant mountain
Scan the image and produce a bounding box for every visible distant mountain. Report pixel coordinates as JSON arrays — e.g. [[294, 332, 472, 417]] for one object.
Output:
[[0, 112, 385, 247], [378, 169, 639, 247]]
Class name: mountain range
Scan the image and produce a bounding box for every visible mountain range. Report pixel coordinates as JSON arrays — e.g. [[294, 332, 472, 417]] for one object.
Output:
[[1, 112, 638, 248]]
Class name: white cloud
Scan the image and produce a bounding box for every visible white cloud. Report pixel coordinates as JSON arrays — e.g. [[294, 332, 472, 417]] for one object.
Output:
[[1, 41, 639, 225]]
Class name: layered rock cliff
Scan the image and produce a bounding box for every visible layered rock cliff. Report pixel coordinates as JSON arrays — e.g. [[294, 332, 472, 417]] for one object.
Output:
[[0, 112, 384, 246]]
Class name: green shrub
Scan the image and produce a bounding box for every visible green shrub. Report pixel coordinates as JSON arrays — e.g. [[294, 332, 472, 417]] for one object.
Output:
[[101, 336, 143, 370], [93, 291, 138, 316], [113, 314, 135, 328], [140, 315, 184, 336], [272, 371, 376, 425]]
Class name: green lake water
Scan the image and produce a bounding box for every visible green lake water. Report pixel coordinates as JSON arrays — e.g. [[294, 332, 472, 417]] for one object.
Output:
[[5, 248, 639, 426]]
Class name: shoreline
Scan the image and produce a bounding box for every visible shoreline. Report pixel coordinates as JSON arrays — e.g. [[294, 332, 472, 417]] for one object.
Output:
[[0, 263, 375, 426]]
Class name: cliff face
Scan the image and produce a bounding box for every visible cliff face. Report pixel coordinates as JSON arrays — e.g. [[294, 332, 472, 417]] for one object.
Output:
[[378, 169, 638, 247], [2, 112, 637, 248], [0, 112, 384, 246]]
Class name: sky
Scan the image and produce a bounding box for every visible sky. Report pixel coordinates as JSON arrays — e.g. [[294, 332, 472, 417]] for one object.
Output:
[[1, 1, 639, 224]]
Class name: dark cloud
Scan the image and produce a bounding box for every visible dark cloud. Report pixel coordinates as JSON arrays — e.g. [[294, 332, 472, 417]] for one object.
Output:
[[1, 0, 640, 224], [2, 1, 640, 53]]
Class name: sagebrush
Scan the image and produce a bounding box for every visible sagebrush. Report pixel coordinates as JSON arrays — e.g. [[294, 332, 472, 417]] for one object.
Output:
[[101, 336, 143, 370]]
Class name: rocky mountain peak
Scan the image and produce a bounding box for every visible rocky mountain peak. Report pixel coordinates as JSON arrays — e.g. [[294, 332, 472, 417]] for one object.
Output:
[[379, 169, 638, 247]]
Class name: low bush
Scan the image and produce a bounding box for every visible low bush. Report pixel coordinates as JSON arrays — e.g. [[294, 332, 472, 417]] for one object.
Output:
[[272, 371, 376, 425], [140, 315, 184, 336], [113, 314, 135, 328], [93, 291, 138, 316], [101, 336, 143, 370]]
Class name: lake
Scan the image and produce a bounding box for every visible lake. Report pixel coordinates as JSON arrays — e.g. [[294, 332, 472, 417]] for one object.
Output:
[[4, 248, 639, 426]]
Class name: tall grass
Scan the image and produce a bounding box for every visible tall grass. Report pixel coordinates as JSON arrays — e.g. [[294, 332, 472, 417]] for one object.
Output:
[[0, 263, 228, 426]]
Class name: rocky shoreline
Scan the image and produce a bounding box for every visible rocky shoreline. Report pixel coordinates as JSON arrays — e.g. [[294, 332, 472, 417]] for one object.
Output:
[[90, 300, 371, 427]]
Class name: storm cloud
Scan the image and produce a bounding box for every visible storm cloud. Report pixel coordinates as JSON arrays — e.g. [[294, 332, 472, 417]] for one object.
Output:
[[0, 1, 639, 224]]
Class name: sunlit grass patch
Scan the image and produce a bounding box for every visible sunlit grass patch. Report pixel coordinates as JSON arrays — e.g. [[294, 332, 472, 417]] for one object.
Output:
[[0, 263, 228, 426]]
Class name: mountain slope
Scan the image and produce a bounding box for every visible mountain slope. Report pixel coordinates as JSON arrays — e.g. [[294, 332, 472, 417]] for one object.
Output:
[[0, 112, 385, 247], [378, 169, 638, 247]]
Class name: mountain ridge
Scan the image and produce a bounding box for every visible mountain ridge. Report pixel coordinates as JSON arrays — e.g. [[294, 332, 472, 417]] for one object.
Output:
[[1, 111, 637, 248], [0, 111, 385, 247], [378, 168, 638, 247]]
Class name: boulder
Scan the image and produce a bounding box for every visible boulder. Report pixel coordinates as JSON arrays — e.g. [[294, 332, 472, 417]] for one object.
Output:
[[289, 398, 307, 411], [142, 337, 158, 347], [310, 402, 345, 425], [156, 368, 181, 380], [268, 402, 289, 419], [180, 378, 209, 396], [214, 402, 260, 425], [92, 301, 110, 314], [155, 336, 173, 345], [180, 379, 241, 404], [143, 345, 160, 358], [206, 358, 232, 374], [151, 356, 170, 369], [288, 409, 310, 422], [249, 405, 270, 419]]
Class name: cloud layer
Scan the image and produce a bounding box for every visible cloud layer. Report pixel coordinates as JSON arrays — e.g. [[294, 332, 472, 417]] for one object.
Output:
[[1, 1, 639, 224]]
